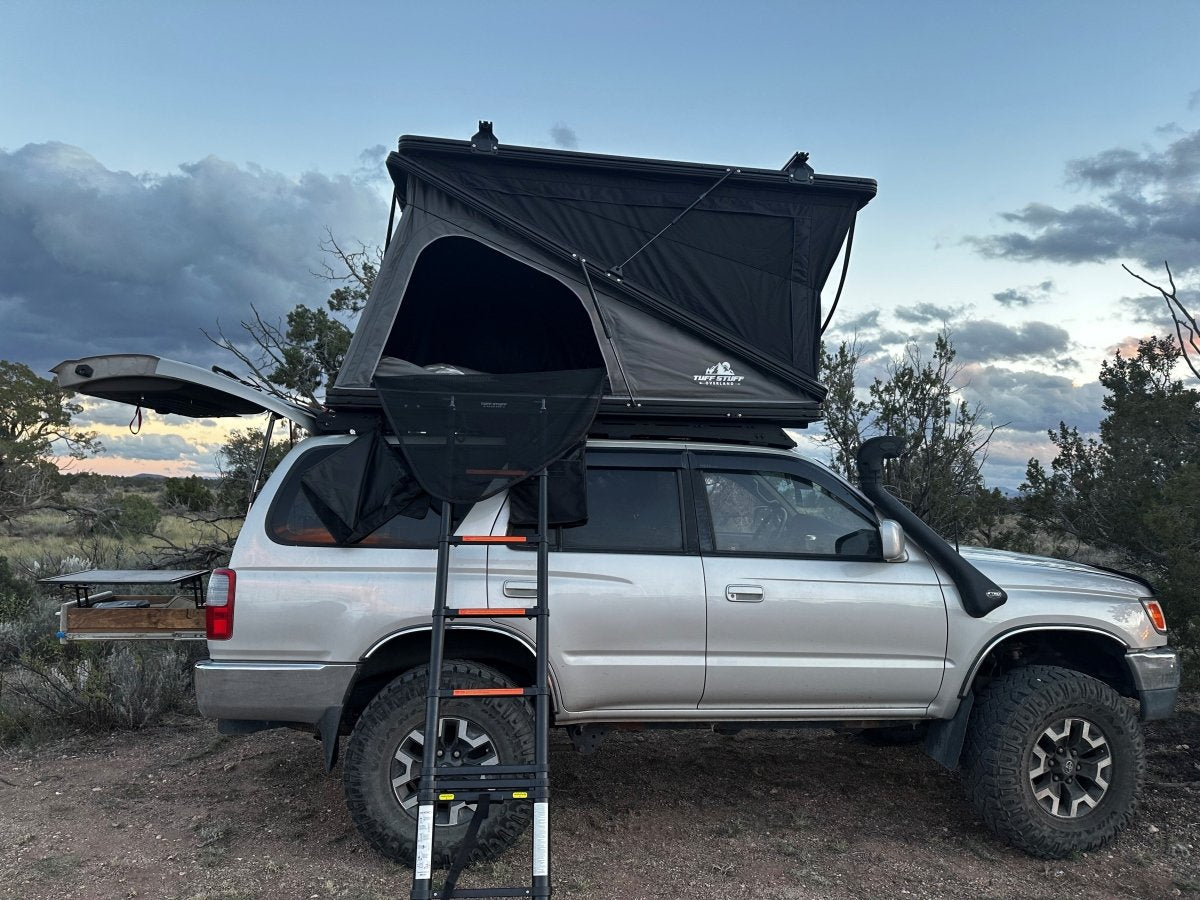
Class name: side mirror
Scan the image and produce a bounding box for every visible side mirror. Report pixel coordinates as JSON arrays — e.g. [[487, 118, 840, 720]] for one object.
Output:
[[879, 520, 906, 562]]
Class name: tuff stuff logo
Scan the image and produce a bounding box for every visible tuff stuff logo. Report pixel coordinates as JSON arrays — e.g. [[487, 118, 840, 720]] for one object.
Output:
[[692, 361, 745, 386]]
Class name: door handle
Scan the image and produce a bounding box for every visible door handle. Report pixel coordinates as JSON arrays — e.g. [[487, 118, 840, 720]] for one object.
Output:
[[725, 584, 765, 602], [502, 580, 539, 599]]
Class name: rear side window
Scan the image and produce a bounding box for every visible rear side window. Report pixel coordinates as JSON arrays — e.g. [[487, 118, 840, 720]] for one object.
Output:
[[267, 445, 460, 548], [558, 467, 684, 553]]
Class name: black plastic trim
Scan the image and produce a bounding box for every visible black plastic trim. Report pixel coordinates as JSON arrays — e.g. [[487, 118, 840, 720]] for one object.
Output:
[[957, 625, 1130, 698], [856, 436, 1006, 619]]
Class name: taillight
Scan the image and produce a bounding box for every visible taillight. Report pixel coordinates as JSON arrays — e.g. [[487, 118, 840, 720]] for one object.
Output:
[[206, 568, 236, 640], [1142, 598, 1167, 634]]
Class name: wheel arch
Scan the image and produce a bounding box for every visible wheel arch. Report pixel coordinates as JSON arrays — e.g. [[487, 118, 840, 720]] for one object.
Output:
[[341, 626, 540, 733], [959, 626, 1134, 700]]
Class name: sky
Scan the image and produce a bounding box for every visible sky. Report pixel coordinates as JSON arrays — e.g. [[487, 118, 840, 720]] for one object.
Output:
[[2, 1, 1198, 487]]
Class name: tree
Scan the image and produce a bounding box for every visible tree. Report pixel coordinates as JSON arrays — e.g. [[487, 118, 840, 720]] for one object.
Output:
[[1124, 262, 1200, 382], [0, 361, 100, 522], [215, 427, 292, 513], [207, 234, 379, 406], [1021, 335, 1200, 641], [818, 329, 1004, 541], [162, 475, 215, 512]]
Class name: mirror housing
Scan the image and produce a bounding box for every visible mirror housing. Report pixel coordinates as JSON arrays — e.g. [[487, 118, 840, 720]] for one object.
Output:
[[879, 520, 906, 562]]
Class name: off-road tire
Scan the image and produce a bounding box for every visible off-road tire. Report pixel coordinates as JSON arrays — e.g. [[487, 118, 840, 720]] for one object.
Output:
[[962, 665, 1144, 859], [343, 660, 535, 867]]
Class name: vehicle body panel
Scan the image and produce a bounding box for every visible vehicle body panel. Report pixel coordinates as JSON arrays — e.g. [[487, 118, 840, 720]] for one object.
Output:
[[698, 545, 949, 709], [51, 354, 316, 431], [486, 545, 707, 712], [195, 437, 1173, 730]]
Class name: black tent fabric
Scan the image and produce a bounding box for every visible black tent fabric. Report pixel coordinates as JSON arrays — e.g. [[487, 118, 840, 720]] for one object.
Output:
[[299, 430, 428, 544], [331, 132, 876, 429], [375, 368, 605, 505], [508, 445, 588, 528]]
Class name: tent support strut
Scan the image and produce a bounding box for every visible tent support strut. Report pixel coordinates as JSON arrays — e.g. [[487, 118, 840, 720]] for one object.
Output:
[[579, 257, 636, 404], [819, 213, 857, 336], [609, 168, 734, 276]]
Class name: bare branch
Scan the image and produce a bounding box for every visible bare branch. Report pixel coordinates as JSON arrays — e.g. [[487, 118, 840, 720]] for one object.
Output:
[[1123, 262, 1200, 381]]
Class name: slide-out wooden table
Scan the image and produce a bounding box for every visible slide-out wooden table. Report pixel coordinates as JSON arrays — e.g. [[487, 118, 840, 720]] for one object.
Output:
[[41, 569, 209, 642]]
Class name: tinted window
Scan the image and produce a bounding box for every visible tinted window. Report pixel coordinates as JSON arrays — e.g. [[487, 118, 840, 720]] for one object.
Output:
[[268, 446, 460, 548], [702, 469, 879, 557], [558, 467, 684, 553]]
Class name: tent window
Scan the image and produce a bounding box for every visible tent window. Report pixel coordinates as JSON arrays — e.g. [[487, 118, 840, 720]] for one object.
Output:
[[382, 236, 604, 374]]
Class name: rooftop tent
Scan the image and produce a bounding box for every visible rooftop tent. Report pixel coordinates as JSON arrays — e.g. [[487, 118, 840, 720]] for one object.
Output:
[[330, 125, 877, 428]]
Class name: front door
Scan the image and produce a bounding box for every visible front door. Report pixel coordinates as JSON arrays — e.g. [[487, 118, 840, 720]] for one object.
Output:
[[693, 452, 948, 712]]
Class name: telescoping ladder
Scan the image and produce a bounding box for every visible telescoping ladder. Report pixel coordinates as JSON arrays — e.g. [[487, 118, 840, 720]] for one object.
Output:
[[411, 468, 552, 900]]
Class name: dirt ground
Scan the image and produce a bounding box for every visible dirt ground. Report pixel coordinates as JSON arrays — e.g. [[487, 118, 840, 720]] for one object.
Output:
[[3, 698, 1199, 900]]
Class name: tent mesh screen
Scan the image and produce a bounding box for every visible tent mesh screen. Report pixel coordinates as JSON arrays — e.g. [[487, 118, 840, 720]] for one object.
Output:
[[375, 368, 605, 504]]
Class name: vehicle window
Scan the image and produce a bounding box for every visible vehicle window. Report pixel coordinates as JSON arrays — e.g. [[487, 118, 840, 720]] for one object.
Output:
[[701, 469, 880, 558], [557, 467, 684, 553], [267, 445, 462, 548]]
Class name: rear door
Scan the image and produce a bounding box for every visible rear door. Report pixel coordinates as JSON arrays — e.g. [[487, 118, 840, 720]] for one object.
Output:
[[51, 354, 316, 430], [693, 451, 948, 712], [486, 448, 707, 714]]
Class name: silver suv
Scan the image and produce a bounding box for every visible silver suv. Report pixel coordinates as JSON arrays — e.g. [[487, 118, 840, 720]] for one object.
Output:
[[193, 433, 1178, 863]]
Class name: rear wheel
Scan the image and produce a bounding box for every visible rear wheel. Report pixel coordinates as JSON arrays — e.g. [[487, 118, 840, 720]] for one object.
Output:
[[343, 660, 535, 867], [962, 665, 1143, 858]]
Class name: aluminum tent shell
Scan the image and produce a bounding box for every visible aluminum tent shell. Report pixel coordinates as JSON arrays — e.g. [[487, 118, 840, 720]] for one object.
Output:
[[331, 134, 876, 429]]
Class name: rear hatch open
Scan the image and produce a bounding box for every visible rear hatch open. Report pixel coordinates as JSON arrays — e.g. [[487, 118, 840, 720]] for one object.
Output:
[[51, 354, 317, 431]]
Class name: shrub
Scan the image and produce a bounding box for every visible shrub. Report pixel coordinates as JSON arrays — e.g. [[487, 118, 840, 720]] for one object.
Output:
[[0, 556, 34, 623], [0, 641, 200, 746], [0, 546, 202, 747], [115, 493, 162, 536], [163, 476, 215, 513]]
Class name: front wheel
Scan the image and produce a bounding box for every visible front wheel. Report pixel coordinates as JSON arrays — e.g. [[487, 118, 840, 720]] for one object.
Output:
[[343, 660, 535, 867], [962, 665, 1144, 858]]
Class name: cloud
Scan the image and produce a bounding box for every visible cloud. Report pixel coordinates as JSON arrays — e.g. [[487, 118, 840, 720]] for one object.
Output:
[[100, 433, 206, 462], [0, 142, 382, 373], [832, 309, 881, 333], [894, 302, 963, 324], [1118, 293, 1172, 326], [992, 279, 1054, 308], [969, 128, 1200, 270], [1189, 89, 1200, 111], [550, 123, 578, 149], [959, 364, 1106, 433], [949, 319, 1072, 364]]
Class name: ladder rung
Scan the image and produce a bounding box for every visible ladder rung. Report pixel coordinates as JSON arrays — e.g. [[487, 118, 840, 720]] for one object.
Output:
[[442, 687, 535, 698], [453, 535, 531, 544], [445, 607, 537, 618], [432, 888, 532, 898], [434, 764, 543, 776], [431, 780, 547, 794]]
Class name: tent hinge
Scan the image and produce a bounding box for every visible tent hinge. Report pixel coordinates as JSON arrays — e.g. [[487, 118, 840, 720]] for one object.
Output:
[[781, 151, 815, 183], [470, 120, 499, 153]]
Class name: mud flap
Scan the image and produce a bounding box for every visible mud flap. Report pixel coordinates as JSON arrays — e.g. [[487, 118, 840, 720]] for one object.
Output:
[[318, 706, 342, 773], [924, 692, 974, 770]]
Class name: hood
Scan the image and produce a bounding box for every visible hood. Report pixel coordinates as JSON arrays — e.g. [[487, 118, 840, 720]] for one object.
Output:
[[958, 547, 1149, 601]]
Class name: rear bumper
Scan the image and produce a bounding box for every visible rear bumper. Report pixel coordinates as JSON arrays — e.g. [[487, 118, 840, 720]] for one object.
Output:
[[1126, 647, 1180, 721], [194, 660, 356, 724]]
